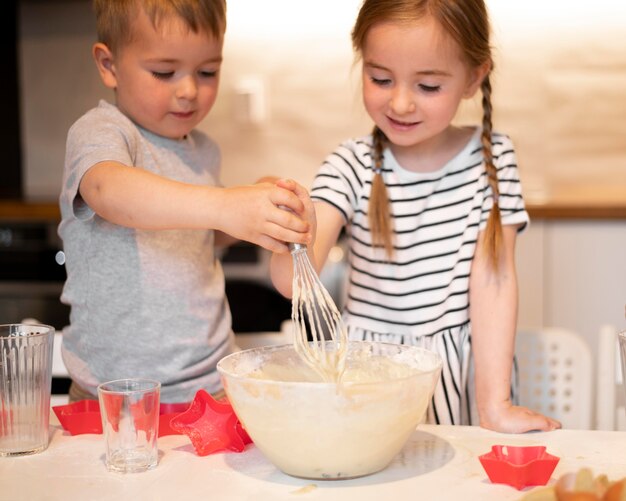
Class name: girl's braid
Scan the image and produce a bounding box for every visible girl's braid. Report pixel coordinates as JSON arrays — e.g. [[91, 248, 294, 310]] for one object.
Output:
[[480, 74, 503, 269], [369, 126, 394, 257]]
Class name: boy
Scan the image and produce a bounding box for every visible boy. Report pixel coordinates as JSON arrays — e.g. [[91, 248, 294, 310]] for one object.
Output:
[[58, 0, 311, 403]]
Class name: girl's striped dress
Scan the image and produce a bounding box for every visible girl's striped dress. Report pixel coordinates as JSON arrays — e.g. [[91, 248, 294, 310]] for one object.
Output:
[[310, 127, 529, 425]]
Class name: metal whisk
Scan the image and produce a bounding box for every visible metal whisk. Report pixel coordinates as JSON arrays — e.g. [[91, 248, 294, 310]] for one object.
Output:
[[289, 242, 348, 382]]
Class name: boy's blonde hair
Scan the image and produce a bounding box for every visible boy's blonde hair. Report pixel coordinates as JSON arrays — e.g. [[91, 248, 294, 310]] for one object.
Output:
[[352, 0, 502, 269], [93, 0, 227, 53]]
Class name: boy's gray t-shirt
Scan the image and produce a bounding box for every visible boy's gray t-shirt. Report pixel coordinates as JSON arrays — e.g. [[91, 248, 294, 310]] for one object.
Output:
[[59, 100, 233, 403]]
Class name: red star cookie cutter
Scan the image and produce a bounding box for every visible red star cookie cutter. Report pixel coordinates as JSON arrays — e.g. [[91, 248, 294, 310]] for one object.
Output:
[[169, 389, 252, 456], [479, 445, 560, 490], [53, 400, 192, 437]]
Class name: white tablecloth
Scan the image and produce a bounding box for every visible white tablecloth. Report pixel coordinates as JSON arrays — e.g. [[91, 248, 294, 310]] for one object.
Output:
[[1, 417, 625, 501]]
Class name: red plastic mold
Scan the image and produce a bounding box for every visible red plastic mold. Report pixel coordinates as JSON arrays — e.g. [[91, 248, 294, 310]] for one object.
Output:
[[53, 400, 191, 437], [53, 399, 102, 435], [479, 445, 560, 490], [158, 402, 191, 437], [169, 389, 252, 456]]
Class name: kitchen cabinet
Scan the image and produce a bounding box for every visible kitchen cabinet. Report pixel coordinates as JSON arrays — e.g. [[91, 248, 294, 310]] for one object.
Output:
[[516, 215, 626, 430], [516, 184, 626, 356]]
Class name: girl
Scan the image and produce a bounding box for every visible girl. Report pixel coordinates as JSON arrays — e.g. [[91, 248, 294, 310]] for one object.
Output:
[[271, 0, 560, 433]]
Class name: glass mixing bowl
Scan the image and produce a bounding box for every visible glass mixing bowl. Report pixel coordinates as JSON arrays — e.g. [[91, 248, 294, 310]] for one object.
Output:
[[217, 341, 442, 479]]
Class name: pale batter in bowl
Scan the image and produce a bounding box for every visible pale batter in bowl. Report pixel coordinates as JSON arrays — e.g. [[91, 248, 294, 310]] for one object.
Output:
[[217, 341, 442, 479]]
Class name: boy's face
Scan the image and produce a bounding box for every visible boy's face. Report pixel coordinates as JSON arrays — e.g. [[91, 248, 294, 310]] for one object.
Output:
[[95, 7, 223, 140]]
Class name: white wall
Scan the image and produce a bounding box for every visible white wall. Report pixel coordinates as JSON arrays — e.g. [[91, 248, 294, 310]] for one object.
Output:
[[18, 0, 366, 198], [18, 0, 626, 199], [19, 1, 103, 199]]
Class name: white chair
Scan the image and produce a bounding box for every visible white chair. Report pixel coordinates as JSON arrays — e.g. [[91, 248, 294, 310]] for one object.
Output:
[[515, 327, 593, 429], [595, 324, 626, 430]]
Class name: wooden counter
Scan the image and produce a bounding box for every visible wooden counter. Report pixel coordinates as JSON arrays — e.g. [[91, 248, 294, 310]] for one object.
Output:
[[1, 186, 626, 223], [525, 183, 626, 220], [0, 200, 60, 222]]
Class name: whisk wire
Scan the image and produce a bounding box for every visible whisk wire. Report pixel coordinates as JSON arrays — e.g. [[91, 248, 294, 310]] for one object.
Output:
[[290, 245, 347, 382]]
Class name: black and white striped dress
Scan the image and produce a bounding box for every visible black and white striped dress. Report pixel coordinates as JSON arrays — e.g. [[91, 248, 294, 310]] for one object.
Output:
[[310, 127, 529, 425]]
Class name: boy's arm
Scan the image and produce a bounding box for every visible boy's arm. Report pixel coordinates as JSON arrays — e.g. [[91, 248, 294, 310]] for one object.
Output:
[[79, 161, 310, 253], [214, 231, 238, 248], [213, 177, 284, 249]]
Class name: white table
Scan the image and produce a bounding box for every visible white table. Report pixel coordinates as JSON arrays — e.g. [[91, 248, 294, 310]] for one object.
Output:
[[2, 418, 625, 501]]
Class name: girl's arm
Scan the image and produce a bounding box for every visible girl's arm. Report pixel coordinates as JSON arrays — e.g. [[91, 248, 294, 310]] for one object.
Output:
[[470, 224, 561, 433], [270, 200, 344, 298], [79, 161, 311, 253]]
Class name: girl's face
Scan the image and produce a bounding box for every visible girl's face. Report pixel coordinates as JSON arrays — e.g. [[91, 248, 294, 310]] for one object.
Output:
[[95, 8, 223, 140], [361, 16, 485, 156]]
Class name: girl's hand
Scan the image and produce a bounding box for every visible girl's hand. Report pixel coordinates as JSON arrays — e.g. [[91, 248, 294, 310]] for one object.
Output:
[[479, 401, 562, 433]]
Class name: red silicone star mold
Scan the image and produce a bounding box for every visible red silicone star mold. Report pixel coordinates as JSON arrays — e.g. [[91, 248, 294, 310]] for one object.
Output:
[[169, 390, 252, 456], [53, 400, 191, 437], [479, 445, 560, 490]]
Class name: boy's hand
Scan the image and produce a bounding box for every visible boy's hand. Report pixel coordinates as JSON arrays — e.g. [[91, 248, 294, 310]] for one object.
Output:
[[275, 178, 317, 246], [218, 179, 312, 253]]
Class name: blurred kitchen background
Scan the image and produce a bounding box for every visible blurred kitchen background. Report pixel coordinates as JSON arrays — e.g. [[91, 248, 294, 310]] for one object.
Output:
[[1, 0, 625, 416]]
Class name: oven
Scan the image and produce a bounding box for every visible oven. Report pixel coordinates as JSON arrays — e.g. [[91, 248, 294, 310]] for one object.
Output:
[[0, 219, 70, 396]]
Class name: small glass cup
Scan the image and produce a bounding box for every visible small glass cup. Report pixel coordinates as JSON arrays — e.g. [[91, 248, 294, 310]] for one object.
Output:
[[0, 323, 55, 456], [97, 378, 160, 473]]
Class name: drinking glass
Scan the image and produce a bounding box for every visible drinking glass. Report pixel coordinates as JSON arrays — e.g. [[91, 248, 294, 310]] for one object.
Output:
[[98, 378, 160, 473], [0, 323, 54, 456]]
